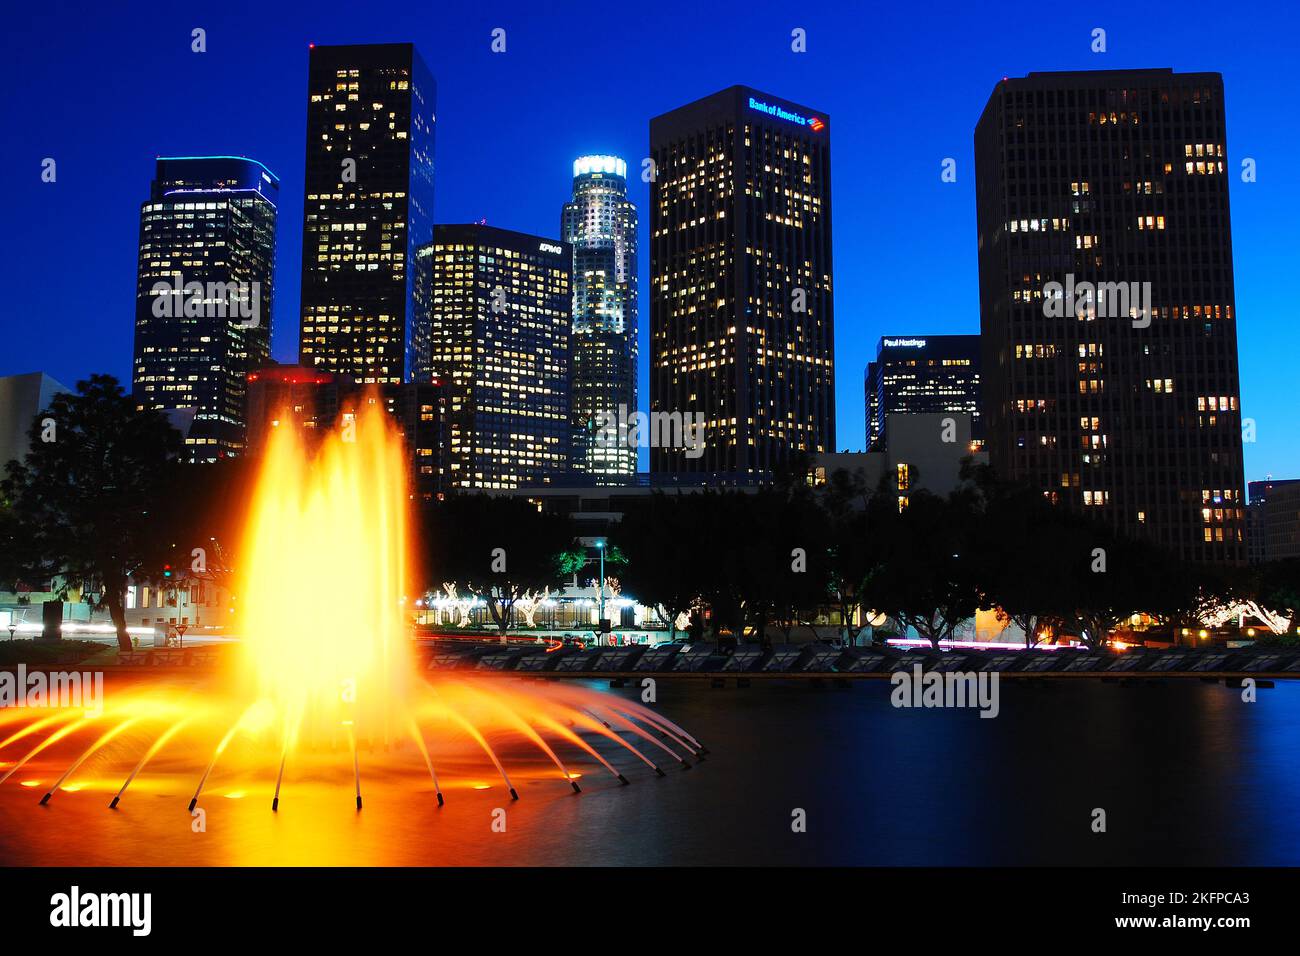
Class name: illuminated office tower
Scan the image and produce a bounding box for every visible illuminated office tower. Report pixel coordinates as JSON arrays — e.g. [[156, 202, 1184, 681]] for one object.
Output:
[[420, 225, 571, 489], [649, 86, 834, 478], [975, 69, 1245, 562], [865, 335, 982, 451], [561, 155, 638, 481], [299, 42, 435, 384], [131, 156, 277, 462]]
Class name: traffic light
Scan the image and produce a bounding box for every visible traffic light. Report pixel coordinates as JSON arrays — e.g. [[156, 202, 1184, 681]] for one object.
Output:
[[163, 564, 172, 579]]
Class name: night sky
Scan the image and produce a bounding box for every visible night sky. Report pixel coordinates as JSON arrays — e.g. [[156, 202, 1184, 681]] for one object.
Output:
[[3, 0, 1296, 481]]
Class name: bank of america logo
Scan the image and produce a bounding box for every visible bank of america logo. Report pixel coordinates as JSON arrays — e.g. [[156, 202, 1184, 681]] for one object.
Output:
[[809, 116, 825, 131]]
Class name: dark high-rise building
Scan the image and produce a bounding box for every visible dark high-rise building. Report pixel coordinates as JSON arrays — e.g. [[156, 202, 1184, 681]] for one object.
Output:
[[1247, 478, 1300, 564], [132, 156, 277, 462], [419, 224, 571, 489], [561, 155, 638, 481], [865, 335, 982, 451], [975, 69, 1245, 562], [299, 42, 436, 385], [649, 86, 834, 478]]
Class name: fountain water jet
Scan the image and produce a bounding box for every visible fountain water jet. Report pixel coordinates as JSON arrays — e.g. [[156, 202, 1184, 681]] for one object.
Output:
[[40, 717, 139, 805], [1, 397, 705, 833], [110, 717, 191, 809]]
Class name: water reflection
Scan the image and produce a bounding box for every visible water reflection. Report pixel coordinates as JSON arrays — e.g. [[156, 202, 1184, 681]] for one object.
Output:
[[2, 678, 1297, 866]]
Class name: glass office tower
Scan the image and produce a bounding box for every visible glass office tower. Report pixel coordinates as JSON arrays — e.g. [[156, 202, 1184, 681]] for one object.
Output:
[[561, 155, 638, 482], [975, 69, 1246, 562], [865, 335, 982, 451], [649, 86, 834, 479], [299, 42, 436, 384], [419, 224, 572, 489], [132, 155, 277, 462]]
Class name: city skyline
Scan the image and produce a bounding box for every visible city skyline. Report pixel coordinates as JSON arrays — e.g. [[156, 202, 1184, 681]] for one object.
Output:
[[3, 1, 1297, 483]]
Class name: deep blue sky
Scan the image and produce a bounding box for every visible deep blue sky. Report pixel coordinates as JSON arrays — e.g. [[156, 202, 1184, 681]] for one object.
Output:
[[2, 1, 1296, 480]]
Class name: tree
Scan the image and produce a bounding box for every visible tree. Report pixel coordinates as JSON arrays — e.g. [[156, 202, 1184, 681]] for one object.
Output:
[[820, 466, 884, 646], [975, 477, 1074, 647], [1140, 552, 1237, 644], [734, 487, 829, 646], [1064, 526, 1153, 649], [1244, 559, 1300, 641], [0, 375, 183, 651], [866, 488, 984, 649], [618, 492, 706, 641], [421, 494, 574, 640], [1255, 559, 1300, 620]]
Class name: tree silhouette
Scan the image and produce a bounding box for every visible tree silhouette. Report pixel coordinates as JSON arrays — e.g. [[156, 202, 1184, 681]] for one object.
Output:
[[0, 375, 183, 651]]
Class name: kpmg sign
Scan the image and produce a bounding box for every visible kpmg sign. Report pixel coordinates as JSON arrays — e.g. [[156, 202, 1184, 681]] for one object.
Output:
[[747, 96, 825, 132]]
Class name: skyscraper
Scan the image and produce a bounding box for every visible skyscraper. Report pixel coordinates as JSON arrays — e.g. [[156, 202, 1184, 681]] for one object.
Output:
[[865, 335, 982, 451], [299, 42, 435, 385], [1247, 478, 1300, 564], [132, 156, 277, 462], [561, 155, 638, 481], [975, 69, 1246, 562], [419, 224, 572, 489], [649, 86, 834, 478]]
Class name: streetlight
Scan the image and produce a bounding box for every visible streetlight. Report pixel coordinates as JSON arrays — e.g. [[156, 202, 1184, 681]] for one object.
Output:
[[595, 539, 606, 633], [6, 624, 15, 642]]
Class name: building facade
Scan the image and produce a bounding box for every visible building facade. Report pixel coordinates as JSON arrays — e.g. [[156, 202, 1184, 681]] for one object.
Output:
[[299, 42, 436, 385], [816, 413, 987, 507], [419, 224, 572, 489], [561, 155, 638, 482], [865, 335, 981, 451], [649, 86, 834, 479], [131, 156, 277, 462], [0, 372, 70, 468], [975, 69, 1245, 562], [1247, 478, 1300, 564]]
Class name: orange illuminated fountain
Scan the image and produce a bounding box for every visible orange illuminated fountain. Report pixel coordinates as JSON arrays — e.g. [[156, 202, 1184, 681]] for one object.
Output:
[[0, 401, 702, 827]]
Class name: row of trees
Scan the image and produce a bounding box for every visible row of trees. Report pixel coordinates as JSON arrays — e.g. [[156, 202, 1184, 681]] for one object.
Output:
[[612, 465, 1300, 649], [415, 463, 1300, 650], [3, 375, 1297, 652]]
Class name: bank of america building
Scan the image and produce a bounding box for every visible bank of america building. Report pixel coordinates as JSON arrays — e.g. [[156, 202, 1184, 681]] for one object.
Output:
[[649, 86, 834, 479]]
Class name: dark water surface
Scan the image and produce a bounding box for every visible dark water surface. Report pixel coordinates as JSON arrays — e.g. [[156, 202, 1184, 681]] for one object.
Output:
[[2, 677, 1297, 865]]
